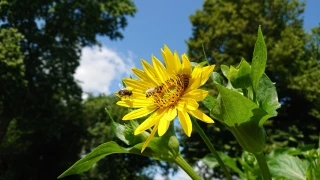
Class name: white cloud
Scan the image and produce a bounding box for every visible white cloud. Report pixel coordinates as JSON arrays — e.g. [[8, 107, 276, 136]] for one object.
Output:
[[75, 46, 135, 96]]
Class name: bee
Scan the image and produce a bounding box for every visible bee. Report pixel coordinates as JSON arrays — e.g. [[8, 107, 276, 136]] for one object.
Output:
[[118, 89, 132, 97], [180, 74, 190, 90], [146, 86, 162, 98], [116, 84, 132, 98]]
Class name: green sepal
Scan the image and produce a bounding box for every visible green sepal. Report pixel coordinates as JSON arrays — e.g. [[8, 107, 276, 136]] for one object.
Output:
[[108, 109, 146, 145], [133, 123, 180, 162]]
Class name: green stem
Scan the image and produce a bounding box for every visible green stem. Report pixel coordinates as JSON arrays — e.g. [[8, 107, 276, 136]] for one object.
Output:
[[174, 155, 202, 180], [254, 152, 271, 180], [192, 117, 232, 180]]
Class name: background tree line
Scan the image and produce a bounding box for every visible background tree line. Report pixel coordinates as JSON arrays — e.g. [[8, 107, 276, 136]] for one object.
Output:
[[0, 0, 319, 179]]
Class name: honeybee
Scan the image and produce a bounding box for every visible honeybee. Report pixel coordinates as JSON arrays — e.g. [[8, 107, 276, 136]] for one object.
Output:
[[145, 86, 162, 98], [180, 74, 190, 90], [116, 84, 132, 98], [118, 89, 132, 97]]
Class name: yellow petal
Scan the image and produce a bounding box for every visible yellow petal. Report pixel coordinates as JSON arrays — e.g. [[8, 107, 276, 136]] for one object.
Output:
[[178, 110, 192, 137], [187, 109, 214, 123], [179, 98, 199, 110], [185, 65, 202, 93], [158, 116, 170, 136], [172, 50, 182, 74], [183, 89, 209, 101], [161, 45, 174, 74], [191, 65, 202, 79], [152, 55, 169, 82], [122, 105, 158, 120], [132, 68, 158, 87], [134, 108, 166, 135], [161, 45, 181, 74], [180, 54, 192, 75], [163, 106, 177, 121], [141, 123, 159, 152], [123, 78, 150, 91], [116, 99, 153, 108], [200, 65, 215, 85], [141, 60, 160, 85]]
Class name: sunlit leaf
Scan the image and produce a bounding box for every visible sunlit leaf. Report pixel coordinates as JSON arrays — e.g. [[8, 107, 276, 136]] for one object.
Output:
[[215, 83, 267, 126], [58, 142, 139, 178], [211, 72, 224, 85], [269, 154, 309, 180], [251, 26, 267, 91], [256, 74, 281, 125], [221, 65, 230, 80], [231, 58, 252, 89]]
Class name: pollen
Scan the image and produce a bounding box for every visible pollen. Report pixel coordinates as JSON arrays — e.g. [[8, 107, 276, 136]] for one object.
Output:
[[151, 75, 187, 108]]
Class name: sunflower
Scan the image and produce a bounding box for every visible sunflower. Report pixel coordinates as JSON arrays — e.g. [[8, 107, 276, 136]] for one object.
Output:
[[115, 45, 215, 152]]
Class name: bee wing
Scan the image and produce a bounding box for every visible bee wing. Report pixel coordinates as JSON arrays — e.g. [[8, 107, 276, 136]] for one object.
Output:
[[119, 83, 125, 90]]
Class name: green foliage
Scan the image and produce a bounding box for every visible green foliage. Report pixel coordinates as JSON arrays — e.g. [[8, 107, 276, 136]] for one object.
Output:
[[0, 28, 26, 142], [201, 144, 320, 180], [202, 28, 280, 157], [183, 2, 320, 178]]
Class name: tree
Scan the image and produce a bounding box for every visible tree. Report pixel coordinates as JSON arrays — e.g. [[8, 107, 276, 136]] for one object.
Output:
[[0, 0, 137, 179], [184, 0, 320, 178]]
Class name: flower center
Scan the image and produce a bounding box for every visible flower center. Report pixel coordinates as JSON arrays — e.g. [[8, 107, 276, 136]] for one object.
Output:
[[148, 74, 190, 109]]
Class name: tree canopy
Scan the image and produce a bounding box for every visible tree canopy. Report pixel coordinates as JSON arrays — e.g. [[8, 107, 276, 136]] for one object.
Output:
[[0, 0, 138, 179]]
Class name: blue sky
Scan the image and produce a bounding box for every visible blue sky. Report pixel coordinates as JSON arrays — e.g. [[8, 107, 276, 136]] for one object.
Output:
[[76, 0, 320, 97]]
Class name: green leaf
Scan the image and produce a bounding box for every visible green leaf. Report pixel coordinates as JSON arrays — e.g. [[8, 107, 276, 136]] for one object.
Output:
[[215, 84, 268, 153], [58, 141, 139, 178], [215, 83, 267, 126], [202, 95, 223, 121], [59, 126, 180, 179], [256, 74, 281, 118], [106, 108, 131, 145], [199, 61, 208, 67], [211, 72, 224, 85], [110, 121, 130, 145], [202, 95, 215, 110], [269, 154, 309, 180], [251, 26, 267, 91], [122, 120, 147, 145], [190, 61, 207, 67], [221, 65, 230, 80], [231, 58, 252, 89]]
